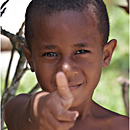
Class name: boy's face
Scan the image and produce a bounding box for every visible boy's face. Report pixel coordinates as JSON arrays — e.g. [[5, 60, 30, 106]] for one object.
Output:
[[24, 9, 116, 107]]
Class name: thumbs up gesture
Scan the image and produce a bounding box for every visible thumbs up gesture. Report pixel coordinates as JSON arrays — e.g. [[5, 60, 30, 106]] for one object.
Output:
[[28, 72, 79, 130]]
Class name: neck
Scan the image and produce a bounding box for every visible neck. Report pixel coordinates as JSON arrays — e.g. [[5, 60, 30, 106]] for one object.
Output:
[[70, 94, 95, 119]]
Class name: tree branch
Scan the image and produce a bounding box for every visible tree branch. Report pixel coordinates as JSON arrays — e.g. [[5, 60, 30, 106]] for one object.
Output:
[[1, 28, 26, 45], [28, 83, 40, 95], [4, 48, 15, 90], [118, 76, 129, 116]]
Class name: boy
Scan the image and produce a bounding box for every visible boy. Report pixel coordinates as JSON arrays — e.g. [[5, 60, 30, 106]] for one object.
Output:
[[3, 0, 129, 130]]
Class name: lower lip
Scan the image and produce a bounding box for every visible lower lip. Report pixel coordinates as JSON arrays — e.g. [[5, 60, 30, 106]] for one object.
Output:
[[69, 84, 81, 91]]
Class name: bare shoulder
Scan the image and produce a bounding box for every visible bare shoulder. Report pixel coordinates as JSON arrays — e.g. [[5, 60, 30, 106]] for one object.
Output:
[[4, 94, 31, 112], [102, 106, 129, 130], [3, 94, 31, 129], [102, 105, 129, 130], [3, 93, 31, 118], [110, 114, 129, 130], [92, 101, 129, 130]]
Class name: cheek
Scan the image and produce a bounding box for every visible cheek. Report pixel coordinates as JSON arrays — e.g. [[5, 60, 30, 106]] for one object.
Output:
[[80, 58, 103, 84], [34, 63, 56, 92]]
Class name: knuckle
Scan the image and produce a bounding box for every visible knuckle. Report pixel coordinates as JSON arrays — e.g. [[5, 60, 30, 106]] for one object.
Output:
[[46, 98, 52, 107], [55, 110, 63, 119], [70, 121, 75, 128], [46, 95, 55, 107], [63, 99, 73, 110], [69, 95, 74, 103], [54, 122, 62, 130], [46, 92, 57, 107]]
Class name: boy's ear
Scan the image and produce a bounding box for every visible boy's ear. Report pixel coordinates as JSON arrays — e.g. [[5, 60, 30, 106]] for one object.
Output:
[[21, 45, 34, 72], [103, 39, 117, 68]]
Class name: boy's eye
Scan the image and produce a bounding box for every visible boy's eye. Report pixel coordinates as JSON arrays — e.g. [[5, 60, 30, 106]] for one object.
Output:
[[75, 50, 90, 55], [43, 52, 58, 57]]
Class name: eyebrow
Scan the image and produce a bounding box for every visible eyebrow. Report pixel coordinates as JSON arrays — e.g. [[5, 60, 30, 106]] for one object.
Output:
[[42, 45, 59, 49], [40, 43, 88, 50], [74, 43, 88, 47]]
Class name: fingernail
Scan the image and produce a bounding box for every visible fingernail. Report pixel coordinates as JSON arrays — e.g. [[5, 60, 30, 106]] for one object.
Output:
[[74, 112, 79, 121]]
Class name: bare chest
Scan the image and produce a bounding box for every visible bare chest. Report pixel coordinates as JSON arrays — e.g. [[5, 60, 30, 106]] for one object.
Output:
[[70, 118, 113, 130]]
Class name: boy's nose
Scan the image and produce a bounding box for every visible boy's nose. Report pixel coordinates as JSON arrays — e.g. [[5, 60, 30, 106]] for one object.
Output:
[[62, 62, 78, 78]]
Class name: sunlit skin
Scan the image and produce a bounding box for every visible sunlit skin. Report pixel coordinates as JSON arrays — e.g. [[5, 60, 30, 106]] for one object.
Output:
[[3, 8, 128, 130], [24, 8, 118, 127], [31, 9, 104, 108]]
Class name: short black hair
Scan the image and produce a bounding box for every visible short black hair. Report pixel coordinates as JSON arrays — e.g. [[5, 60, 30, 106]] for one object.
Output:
[[25, 0, 109, 50]]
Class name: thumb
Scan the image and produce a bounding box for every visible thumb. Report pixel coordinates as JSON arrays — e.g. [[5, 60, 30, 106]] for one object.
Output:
[[56, 72, 74, 110]]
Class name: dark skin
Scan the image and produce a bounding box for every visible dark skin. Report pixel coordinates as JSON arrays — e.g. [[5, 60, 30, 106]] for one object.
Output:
[[3, 9, 129, 130]]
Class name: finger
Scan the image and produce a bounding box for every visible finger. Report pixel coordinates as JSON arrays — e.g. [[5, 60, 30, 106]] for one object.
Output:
[[39, 106, 55, 130], [47, 92, 78, 122], [39, 117, 55, 130], [45, 109, 75, 130], [49, 100, 78, 121], [56, 72, 74, 110]]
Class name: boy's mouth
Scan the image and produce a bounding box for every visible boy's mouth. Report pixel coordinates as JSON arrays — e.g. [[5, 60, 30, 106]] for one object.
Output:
[[69, 83, 82, 91], [55, 83, 82, 91]]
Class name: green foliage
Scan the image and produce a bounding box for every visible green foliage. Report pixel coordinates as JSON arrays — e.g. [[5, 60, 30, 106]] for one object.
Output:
[[16, 70, 38, 95]]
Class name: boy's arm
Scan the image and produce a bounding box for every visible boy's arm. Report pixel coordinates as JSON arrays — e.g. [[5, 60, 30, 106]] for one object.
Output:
[[3, 94, 36, 130], [3, 72, 79, 130]]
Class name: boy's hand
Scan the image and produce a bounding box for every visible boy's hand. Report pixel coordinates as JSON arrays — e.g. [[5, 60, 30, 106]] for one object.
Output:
[[56, 72, 76, 110], [28, 72, 79, 130]]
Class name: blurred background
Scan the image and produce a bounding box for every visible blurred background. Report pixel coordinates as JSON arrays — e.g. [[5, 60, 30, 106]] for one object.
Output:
[[0, 1, 129, 127]]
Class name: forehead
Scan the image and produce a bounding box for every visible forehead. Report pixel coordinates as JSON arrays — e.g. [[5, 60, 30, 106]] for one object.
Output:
[[32, 9, 102, 48]]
